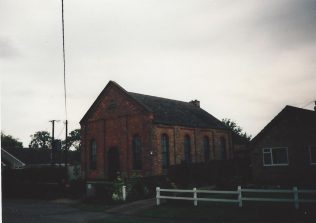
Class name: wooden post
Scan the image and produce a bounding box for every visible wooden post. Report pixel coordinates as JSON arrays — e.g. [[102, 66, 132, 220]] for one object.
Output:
[[156, 187, 160, 206], [122, 185, 126, 201], [238, 186, 242, 208], [193, 187, 197, 206], [293, 187, 299, 209]]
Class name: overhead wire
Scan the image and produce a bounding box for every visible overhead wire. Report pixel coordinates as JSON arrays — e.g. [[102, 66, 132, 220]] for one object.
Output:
[[61, 0, 68, 121]]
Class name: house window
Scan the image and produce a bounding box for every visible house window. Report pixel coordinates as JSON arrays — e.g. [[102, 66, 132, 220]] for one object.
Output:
[[161, 134, 169, 169], [203, 136, 210, 162], [184, 135, 191, 164], [263, 147, 288, 166], [90, 139, 97, 170], [309, 146, 316, 165], [132, 135, 142, 170], [220, 137, 227, 160]]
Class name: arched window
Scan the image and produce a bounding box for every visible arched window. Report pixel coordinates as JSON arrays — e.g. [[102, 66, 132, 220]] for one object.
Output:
[[184, 135, 191, 164], [203, 136, 210, 162], [161, 134, 169, 169], [220, 137, 227, 160], [90, 139, 97, 170], [132, 135, 142, 170]]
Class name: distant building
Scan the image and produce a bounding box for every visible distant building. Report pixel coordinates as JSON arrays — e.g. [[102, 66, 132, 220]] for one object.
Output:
[[251, 105, 316, 186], [80, 81, 233, 181], [1, 148, 26, 169], [1, 147, 80, 167]]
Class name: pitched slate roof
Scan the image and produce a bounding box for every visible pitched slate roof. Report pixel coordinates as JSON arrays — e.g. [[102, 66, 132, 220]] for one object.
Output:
[[2, 147, 80, 165], [128, 92, 228, 129], [81, 81, 228, 130], [251, 105, 316, 145]]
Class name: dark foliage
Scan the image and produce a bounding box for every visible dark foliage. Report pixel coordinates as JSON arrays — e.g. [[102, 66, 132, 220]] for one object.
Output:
[[63, 129, 81, 151], [222, 118, 252, 141], [125, 176, 172, 201], [29, 131, 52, 149], [1, 132, 23, 149], [168, 160, 252, 189], [2, 166, 85, 199]]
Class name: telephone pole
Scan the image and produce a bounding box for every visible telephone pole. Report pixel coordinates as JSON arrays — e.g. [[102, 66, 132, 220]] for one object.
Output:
[[49, 120, 60, 164], [65, 120, 68, 166]]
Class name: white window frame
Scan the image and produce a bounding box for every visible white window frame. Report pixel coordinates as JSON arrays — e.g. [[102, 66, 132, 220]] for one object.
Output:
[[262, 147, 289, 166], [309, 146, 316, 165]]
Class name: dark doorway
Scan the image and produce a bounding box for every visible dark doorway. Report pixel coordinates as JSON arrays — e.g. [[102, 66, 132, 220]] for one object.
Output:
[[108, 147, 120, 181]]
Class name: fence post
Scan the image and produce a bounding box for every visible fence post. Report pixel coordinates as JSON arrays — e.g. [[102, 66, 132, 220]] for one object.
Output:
[[122, 185, 126, 201], [193, 187, 197, 206], [238, 186, 242, 208], [293, 187, 299, 209], [156, 187, 160, 206]]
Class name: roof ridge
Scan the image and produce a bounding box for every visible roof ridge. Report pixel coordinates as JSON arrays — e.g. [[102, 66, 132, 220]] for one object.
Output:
[[285, 105, 315, 113], [128, 92, 194, 105], [251, 105, 316, 145]]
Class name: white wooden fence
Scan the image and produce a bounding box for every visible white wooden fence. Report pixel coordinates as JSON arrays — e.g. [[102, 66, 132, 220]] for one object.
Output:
[[156, 186, 316, 209]]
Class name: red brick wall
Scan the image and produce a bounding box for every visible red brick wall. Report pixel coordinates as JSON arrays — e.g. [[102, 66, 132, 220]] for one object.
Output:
[[151, 125, 232, 175], [81, 83, 233, 180], [81, 84, 154, 180]]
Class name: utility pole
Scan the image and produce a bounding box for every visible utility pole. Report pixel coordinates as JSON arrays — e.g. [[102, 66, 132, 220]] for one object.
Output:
[[49, 120, 60, 165], [65, 120, 68, 166]]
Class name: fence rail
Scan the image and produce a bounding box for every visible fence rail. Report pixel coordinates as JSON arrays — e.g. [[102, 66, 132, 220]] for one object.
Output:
[[156, 186, 316, 209]]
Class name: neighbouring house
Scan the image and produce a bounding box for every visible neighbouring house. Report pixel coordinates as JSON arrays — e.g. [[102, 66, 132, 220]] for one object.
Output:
[[80, 81, 233, 182], [2, 147, 81, 198], [1, 147, 81, 183], [1, 148, 26, 169], [251, 104, 316, 186], [2, 147, 80, 166]]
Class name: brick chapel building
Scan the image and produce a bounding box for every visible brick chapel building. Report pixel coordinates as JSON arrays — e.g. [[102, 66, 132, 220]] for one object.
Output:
[[80, 81, 232, 181]]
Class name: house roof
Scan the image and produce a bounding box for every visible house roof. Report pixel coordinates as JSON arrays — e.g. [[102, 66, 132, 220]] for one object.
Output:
[[80, 81, 227, 130], [251, 105, 316, 145], [1, 148, 26, 168], [2, 147, 80, 165], [129, 92, 228, 129]]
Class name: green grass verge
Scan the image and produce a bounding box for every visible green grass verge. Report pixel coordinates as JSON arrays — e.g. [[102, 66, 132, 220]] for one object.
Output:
[[141, 201, 316, 223], [88, 201, 316, 223]]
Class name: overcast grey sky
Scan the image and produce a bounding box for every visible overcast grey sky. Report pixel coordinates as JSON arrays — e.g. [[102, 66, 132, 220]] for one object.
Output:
[[1, 0, 316, 147]]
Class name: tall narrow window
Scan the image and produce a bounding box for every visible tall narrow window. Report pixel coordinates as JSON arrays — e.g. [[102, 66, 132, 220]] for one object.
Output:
[[161, 134, 169, 169], [310, 146, 316, 165], [132, 135, 142, 170], [203, 136, 210, 162], [184, 135, 191, 164], [220, 137, 227, 160], [90, 139, 97, 170]]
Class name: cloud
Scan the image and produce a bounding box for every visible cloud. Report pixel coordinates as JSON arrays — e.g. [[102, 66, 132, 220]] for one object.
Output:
[[1, 0, 316, 146], [0, 37, 19, 59], [248, 0, 316, 49]]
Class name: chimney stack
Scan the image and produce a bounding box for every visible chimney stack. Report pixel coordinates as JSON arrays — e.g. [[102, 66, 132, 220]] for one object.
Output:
[[190, 100, 200, 108]]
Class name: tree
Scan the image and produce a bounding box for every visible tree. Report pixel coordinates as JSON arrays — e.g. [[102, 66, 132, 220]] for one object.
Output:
[[1, 132, 23, 149], [29, 131, 52, 149], [222, 118, 252, 141], [63, 129, 81, 151]]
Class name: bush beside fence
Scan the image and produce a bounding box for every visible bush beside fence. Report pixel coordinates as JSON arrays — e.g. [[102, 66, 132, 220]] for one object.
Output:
[[168, 159, 251, 188]]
